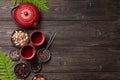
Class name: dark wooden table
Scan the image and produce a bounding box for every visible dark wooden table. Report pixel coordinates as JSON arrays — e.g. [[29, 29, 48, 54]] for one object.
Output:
[[1, 0, 120, 80]]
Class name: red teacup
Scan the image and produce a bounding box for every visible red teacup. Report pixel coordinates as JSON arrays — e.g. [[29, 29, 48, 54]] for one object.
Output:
[[20, 45, 36, 60], [30, 30, 45, 46]]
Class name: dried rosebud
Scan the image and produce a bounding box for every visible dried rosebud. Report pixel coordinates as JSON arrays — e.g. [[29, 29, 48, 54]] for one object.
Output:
[[9, 49, 20, 61], [11, 30, 28, 47]]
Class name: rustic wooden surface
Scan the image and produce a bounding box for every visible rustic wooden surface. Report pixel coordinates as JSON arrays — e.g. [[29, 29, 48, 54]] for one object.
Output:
[[1, 0, 120, 80]]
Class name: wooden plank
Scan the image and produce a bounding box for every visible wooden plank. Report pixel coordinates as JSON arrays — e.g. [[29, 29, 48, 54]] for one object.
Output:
[[0, 0, 119, 21], [0, 21, 120, 47], [1, 0, 120, 80], [1, 46, 120, 72], [26, 72, 120, 80]]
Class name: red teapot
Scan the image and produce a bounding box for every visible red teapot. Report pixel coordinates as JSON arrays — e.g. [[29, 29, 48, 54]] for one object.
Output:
[[11, 2, 40, 28]]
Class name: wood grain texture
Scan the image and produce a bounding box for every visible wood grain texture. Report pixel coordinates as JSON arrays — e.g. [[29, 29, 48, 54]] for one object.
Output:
[[1, 46, 120, 73], [25, 72, 120, 80], [0, 0, 120, 21], [0, 21, 120, 47], [0, 0, 120, 80]]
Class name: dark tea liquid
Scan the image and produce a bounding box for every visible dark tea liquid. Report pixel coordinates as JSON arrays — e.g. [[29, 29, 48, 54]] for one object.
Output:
[[21, 46, 34, 58], [31, 32, 42, 44]]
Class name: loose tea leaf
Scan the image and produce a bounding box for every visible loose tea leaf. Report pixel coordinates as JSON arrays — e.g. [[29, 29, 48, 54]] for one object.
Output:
[[0, 50, 17, 80]]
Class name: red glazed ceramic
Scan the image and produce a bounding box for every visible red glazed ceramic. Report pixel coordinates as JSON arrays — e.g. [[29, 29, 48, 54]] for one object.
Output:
[[12, 2, 40, 28], [20, 45, 36, 60], [30, 30, 45, 46]]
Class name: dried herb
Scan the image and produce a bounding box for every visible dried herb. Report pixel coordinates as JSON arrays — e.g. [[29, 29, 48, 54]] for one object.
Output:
[[9, 49, 20, 61]]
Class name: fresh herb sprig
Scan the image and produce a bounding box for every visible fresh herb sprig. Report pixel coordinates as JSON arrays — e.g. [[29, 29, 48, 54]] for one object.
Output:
[[0, 51, 17, 80], [13, 0, 49, 11]]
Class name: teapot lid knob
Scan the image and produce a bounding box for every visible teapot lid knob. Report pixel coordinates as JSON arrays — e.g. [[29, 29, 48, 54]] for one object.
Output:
[[24, 11, 29, 16]]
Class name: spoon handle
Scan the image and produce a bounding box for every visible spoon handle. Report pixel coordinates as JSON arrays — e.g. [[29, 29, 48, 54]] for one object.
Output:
[[46, 32, 56, 50]]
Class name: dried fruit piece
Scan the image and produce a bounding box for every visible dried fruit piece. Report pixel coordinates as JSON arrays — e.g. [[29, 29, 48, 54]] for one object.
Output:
[[14, 63, 30, 79]]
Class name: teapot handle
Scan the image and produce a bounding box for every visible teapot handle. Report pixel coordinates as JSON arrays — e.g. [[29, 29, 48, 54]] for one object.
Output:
[[11, 0, 19, 17], [11, 6, 18, 17]]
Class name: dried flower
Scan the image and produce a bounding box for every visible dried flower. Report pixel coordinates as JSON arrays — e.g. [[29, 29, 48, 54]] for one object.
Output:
[[11, 30, 28, 47]]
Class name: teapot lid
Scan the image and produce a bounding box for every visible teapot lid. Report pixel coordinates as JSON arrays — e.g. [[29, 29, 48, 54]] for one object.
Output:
[[15, 6, 34, 22]]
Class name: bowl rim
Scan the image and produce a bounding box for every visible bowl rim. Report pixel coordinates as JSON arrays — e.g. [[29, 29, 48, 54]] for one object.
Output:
[[30, 30, 45, 46], [14, 62, 30, 79], [11, 29, 29, 48], [37, 48, 51, 63], [9, 49, 20, 61], [20, 44, 36, 60], [29, 61, 42, 73], [32, 74, 45, 80]]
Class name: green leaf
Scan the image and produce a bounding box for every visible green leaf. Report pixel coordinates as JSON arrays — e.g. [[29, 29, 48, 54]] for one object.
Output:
[[0, 51, 17, 80], [12, 0, 49, 11]]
